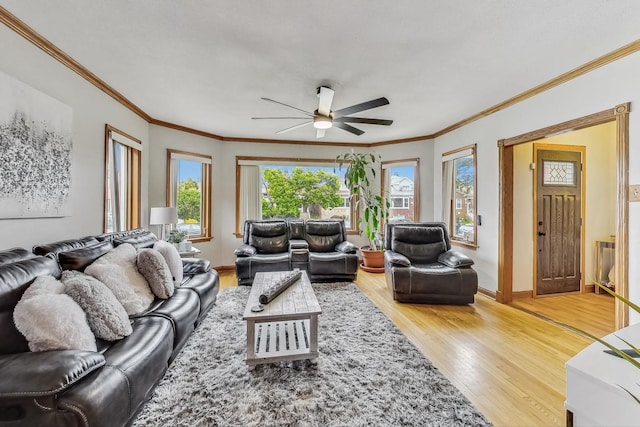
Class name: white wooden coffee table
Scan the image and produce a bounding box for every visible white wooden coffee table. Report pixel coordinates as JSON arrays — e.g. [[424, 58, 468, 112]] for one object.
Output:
[[242, 271, 321, 369]]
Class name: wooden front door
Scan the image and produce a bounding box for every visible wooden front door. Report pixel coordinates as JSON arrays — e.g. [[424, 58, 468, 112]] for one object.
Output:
[[535, 149, 582, 295]]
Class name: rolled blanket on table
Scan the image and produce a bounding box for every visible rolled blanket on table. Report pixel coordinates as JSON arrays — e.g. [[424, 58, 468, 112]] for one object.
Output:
[[259, 270, 302, 304]]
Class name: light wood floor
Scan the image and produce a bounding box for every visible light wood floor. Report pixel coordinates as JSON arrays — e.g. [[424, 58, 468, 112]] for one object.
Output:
[[217, 270, 595, 426], [509, 292, 615, 338]]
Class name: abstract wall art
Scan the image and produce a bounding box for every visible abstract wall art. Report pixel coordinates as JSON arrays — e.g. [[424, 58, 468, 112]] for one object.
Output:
[[0, 70, 72, 218]]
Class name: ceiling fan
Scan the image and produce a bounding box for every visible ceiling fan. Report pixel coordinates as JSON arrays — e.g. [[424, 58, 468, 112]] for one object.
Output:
[[252, 86, 393, 139]]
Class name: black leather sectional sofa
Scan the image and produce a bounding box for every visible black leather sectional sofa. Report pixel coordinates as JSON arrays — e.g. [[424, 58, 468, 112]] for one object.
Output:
[[0, 228, 219, 427], [234, 219, 359, 285]]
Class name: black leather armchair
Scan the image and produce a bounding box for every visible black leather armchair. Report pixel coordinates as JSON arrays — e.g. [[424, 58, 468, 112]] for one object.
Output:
[[384, 222, 478, 304]]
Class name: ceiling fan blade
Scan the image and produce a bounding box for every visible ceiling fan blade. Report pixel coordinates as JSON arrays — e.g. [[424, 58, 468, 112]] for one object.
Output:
[[261, 98, 314, 117], [275, 121, 312, 134], [333, 97, 390, 118], [316, 128, 326, 139], [334, 117, 393, 126], [252, 117, 309, 120], [317, 86, 334, 117], [334, 122, 364, 136]]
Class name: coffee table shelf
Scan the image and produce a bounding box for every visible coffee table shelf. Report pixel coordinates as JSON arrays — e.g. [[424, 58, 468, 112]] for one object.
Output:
[[243, 271, 321, 369]]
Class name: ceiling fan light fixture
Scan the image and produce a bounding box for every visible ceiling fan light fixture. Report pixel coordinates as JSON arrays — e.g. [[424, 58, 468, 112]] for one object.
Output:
[[313, 115, 332, 129]]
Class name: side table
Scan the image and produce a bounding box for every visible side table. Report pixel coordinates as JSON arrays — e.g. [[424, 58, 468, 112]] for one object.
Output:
[[179, 247, 201, 258]]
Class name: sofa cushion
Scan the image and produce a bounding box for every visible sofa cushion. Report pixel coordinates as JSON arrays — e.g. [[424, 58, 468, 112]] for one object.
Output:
[[0, 248, 36, 266], [136, 249, 174, 299], [153, 240, 183, 286], [61, 270, 132, 341], [84, 244, 154, 316], [114, 232, 158, 250], [143, 288, 199, 360], [391, 226, 447, 264], [305, 221, 343, 252], [181, 269, 219, 321], [13, 275, 96, 352], [57, 241, 113, 272], [32, 236, 99, 257], [249, 221, 288, 254]]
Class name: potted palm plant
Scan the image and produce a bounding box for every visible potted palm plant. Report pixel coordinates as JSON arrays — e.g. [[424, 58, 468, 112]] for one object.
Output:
[[336, 151, 390, 272]]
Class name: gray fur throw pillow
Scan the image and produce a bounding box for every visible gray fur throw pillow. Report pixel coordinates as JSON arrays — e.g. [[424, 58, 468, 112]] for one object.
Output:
[[136, 249, 175, 299], [13, 275, 96, 352], [85, 243, 154, 315], [153, 240, 183, 286], [61, 270, 132, 341]]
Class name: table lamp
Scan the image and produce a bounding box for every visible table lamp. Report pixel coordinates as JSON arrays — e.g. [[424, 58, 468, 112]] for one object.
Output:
[[149, 207, 178, 240]]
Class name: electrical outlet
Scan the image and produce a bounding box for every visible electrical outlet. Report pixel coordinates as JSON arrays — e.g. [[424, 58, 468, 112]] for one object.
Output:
[[630, 185, 640, 202]]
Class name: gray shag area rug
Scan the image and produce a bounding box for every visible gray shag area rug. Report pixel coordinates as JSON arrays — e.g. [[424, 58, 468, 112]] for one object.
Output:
[[133, 282, 491, 427]]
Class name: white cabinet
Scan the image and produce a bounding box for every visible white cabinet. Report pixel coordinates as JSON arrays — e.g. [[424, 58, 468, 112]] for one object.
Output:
[[565, 324, 640, 426]]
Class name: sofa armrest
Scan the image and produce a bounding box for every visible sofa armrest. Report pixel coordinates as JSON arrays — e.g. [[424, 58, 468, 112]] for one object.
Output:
[[384, 250, 411, 267], [289, 239, 309, 250], [335, 240, 357, 254], [0, 351, 105, 397], [438, 250, 474, 268], [234, 244, 257, 257], [182, 258, 211, 275]]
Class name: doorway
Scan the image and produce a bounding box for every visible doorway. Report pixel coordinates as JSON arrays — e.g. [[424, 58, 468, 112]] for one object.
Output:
[[498, 103, 630, 329]]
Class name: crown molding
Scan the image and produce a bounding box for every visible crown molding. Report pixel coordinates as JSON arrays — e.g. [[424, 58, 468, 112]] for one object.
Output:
[[2, 5, 639, 146], [432, 39, 640, 138], [0, 6, 152, 122]]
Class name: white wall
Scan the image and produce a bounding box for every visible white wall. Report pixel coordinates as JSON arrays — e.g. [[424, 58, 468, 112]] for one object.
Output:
[[147, 126, 433, 267], [0, 24, 149, 250], [433, 51, 640, 323], [512, 122, 617, 292]]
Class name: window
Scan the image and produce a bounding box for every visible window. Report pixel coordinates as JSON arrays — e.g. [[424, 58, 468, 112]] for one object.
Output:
[[167, 150, 212, 241], [236, 157, 356, 235], [442, 144, 476, 246], [103, 125, 141, 232], [381, 159, 419, 223]]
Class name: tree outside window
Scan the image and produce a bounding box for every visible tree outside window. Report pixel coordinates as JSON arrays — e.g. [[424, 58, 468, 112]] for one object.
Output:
[[261, 166, 345, 222], [167, 150, 212, 241]]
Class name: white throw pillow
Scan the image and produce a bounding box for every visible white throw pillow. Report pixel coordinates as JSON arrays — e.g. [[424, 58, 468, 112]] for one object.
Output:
[[153, 240, 183, 286], [85, 244, 154, 315], [62, 270, 133, 341], [137, 249, 175, 299], [13, 275, 96, 352]]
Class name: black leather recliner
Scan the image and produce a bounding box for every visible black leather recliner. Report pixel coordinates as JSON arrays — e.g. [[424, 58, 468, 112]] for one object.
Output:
[[384, 222, 478, 304], [234, 219, 358, 285]]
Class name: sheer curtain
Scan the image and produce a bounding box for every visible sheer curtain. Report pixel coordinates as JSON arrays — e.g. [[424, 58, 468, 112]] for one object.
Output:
[[441, 160, 454, 229], [239, 165, 261, 228]]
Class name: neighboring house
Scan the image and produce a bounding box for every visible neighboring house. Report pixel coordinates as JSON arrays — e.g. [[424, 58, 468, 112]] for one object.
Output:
[[388, 175, 415, 222]]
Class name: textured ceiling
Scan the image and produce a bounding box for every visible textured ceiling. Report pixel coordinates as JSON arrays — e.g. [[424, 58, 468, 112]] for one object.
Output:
[[2, 1, 640, 143]]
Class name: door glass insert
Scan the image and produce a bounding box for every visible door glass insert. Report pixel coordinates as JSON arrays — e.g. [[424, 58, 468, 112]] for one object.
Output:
[[543, 160, 575, 186]]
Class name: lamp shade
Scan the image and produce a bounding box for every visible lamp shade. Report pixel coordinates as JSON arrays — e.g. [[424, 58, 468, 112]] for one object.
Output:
[[149, 207, 178, 225]]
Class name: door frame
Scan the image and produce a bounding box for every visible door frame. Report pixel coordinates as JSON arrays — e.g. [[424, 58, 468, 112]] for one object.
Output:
[[498, 103, 630, 329], [532, 144, 586, 297]]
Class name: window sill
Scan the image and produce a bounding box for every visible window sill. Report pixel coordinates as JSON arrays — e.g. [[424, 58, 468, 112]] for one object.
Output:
[[451, 240, 477, 250], [188, 236, 212, 243]]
